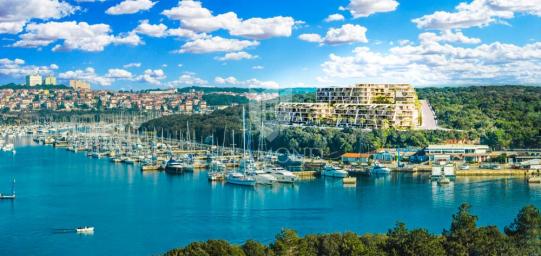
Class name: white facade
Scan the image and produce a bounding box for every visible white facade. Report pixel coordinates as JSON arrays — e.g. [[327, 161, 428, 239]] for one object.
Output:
[[44, 75, 56, 85], [26, 74, 42, 86], [426, 144, 489, 155]]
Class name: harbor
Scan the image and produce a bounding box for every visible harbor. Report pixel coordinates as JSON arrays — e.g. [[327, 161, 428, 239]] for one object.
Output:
[[1, 140, 540, 255]]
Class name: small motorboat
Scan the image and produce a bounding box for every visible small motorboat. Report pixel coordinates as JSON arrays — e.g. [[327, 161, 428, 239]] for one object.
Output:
[[369, 163, 391, 175], [437, 176, 451, 185], [76, 226, 94, 233], [321, 164, 348, 178]]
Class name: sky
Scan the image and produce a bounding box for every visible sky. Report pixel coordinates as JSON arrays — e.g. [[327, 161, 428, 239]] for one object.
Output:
[[0, 0, 540, 90]]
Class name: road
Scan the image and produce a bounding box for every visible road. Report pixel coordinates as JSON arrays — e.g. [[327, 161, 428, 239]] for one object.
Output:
[[419, 100, 439, 130]]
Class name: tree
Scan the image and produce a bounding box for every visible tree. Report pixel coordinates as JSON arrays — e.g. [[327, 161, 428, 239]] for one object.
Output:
[[242, 240, 270, 256], [505, 205, 541, 255], [443, 203, 479, 256], [271, 229, 301, 256], [386, 223, 445, 256]]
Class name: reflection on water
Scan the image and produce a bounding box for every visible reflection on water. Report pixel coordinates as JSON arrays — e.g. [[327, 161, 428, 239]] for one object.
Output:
[[0, 144, 540, 256], [431, 180, 455, 207]]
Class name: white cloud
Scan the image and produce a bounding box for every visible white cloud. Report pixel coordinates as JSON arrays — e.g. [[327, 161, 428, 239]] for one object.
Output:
[[135, 69, 166, 85], [412, 0, 541, 30], [228, 16, 295, 39], [0, 0, 78, 34], [58, 67, 114, 86], [321, 39, 541, 85], [168, 72, 208, 86], [123, 62, 141, 68], [344, 0, 399, 18], [298, 33, 323, 43], [419, 30, 481, 44], [299, 24, 368, 45], [325, 13, 345, 22], [252, 65, 264, 70], [13, 21, 141, 52], [134, 19, 167, 37], [214, 76, 279, 88], [106, 68, 133, 79], [177, 36, 259, 54], [106, 0, 156, 15], [215, 51, 257, 61], [166, 27, 204, 39], [162, 0, 295, 39], [0, 58, 58, 77]]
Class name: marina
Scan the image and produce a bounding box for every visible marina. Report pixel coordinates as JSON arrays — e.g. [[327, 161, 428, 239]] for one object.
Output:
[[1, 136, 541, 255]]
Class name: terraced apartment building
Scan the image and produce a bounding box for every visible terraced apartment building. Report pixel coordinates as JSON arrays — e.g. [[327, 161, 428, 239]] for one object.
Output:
[[276, 84, 421, 130]]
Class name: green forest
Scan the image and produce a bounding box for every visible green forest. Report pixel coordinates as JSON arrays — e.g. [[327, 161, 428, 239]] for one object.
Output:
[[140, 86, 540, 156], [165, 204, 541, 256], [417, 86, 541, 149]]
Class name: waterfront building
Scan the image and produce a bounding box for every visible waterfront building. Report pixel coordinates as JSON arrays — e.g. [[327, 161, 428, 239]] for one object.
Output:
[[276, 84, 421, 130], [70, 80, 91, 90], [43, 75, 56, 85], [341, 153, 370, 164], [425, 144, 490, 163], [26, 74, 42, 86]]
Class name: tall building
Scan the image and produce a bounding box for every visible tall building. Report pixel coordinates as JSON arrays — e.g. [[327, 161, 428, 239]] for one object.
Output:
[[276, 84, 421, 130], [26, 74, 42, 86], [43, 75, 56, 85], [69, 80, 91, 90]]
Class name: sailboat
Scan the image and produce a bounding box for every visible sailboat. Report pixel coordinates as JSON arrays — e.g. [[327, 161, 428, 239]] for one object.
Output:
[[226, 106, 256, 186], [0, 179, 16, 200]]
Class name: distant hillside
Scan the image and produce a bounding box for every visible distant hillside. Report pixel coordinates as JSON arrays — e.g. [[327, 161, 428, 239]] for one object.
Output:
[[417, 86, 541, 149], [176, 86, 316, 95], [0, 83, 71, 90], [141, 86, 540, 152]]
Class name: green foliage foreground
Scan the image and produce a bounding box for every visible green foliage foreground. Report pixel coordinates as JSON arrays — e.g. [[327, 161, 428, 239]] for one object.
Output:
[[165, 204, 541, 256]]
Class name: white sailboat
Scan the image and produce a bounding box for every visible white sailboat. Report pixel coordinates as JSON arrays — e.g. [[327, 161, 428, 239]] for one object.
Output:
[[226, 106, 256, 187]]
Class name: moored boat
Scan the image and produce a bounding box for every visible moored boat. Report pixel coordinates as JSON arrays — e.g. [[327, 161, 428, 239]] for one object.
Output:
[[322, 164, 348, 178]]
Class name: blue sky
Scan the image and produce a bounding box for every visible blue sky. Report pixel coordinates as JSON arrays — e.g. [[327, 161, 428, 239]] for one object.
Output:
[[1, 0, 541, 90]]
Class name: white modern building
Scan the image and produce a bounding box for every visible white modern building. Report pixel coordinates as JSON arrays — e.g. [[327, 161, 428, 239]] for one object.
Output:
[[26, 74, 42, 86], [276, 83, 421, 130], [426, 144, 490, 163]]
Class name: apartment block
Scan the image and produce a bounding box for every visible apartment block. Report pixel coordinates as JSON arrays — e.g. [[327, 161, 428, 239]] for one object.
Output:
[[276, 84, 421, 130], [26, 74, 42, 86]]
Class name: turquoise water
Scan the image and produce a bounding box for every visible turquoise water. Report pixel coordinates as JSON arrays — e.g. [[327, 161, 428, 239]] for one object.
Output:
[[1, 140, 540, 255]]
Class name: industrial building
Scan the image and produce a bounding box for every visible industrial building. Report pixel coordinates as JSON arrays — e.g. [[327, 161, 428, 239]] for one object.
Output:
[[276, 84, 421, 130]]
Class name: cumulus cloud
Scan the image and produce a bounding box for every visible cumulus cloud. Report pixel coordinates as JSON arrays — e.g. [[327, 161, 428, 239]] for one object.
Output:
[[0, 0, 78, 34], [325, 13, 345, 22], [167, 72, 208, 86], [299, 24, 368, 45], [419, 30, 481, 44], [133, 19, 168, 37], [343, 0, 399, 18], [162, 0, 295, 39], [123, 62, 141, 68], [177, 36, 259, 54], [0, 58, 58, 77], [215, 51, 257, 61], [106, 0, 156, 15], [106, 68, 133, 79], [12, 21, 142, 52], [135, 69, 166, 85], [412, 0, 541, 30], [321, 38, 541, 85], [214, 76, 279, 88], [58, 67, 114, 86]]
